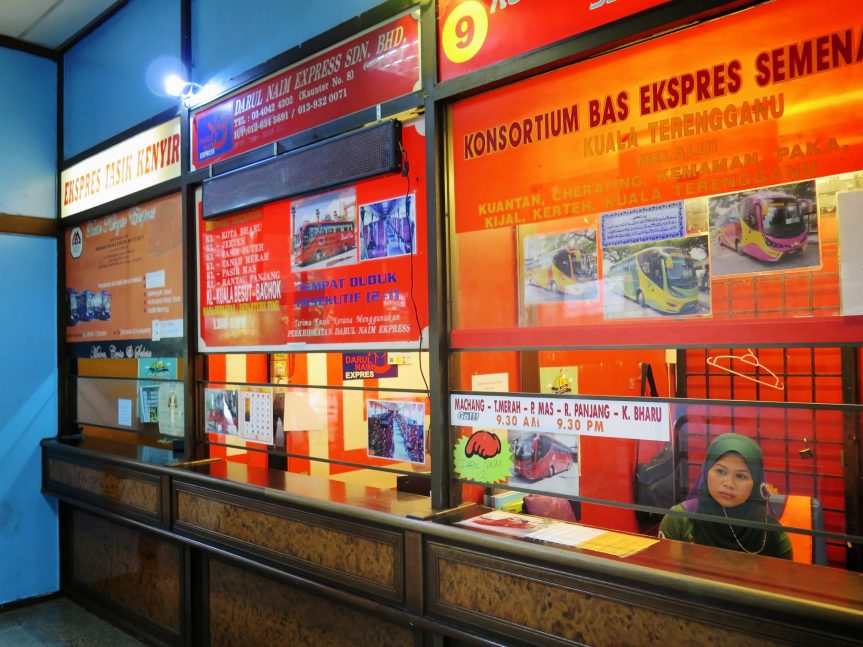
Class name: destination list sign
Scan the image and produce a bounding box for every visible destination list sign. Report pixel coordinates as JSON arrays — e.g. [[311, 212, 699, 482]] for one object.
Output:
[[451, 393, 670, 441]]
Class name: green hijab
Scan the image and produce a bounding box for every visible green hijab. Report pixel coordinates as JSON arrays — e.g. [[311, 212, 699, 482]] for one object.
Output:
[[704, 433, 764, 485], [691, 433, 779, 554]]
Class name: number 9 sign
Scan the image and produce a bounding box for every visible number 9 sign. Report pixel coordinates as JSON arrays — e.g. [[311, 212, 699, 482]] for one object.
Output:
[[441, 0, 489, 64]]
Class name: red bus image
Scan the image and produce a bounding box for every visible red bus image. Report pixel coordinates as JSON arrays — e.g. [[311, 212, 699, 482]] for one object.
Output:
[[292, 220, 356, 267], [512, 433, 575, 481]]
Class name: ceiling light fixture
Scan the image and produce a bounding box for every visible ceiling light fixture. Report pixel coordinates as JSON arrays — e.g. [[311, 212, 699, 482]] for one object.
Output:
[[164, 73, 202, 105]]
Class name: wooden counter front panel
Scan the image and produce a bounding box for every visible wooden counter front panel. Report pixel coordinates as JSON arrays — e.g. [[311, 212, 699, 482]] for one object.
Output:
[[208, 558, 416, 646], [174, 484, 403, 602], [46, 457, 161, 520], [69, 508, 182, 638], [427, 543, 789, 647]]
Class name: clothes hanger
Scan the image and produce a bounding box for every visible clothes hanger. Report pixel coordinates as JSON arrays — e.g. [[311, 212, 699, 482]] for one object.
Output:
[[705, 348, 784, 390]]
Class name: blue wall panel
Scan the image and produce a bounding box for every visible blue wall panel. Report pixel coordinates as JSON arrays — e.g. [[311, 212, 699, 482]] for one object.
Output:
[[0, 49, 57, 218], [192, 0, 380, 91], [63, 0, 181, 159], [64, 0, 384, 158], [0, 234, 58, 604]]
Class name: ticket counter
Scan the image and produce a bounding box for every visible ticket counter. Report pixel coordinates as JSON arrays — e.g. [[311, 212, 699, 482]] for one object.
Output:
[[43, 436, 863, 646], [49, 0, 863, 644]]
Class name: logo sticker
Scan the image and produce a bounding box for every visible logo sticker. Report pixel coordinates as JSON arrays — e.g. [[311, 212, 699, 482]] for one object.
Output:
[[70, 226, 83, 259]]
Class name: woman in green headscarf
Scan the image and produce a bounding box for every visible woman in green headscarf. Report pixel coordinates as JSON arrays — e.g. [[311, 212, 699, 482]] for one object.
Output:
[[659, 433, 792, 559]]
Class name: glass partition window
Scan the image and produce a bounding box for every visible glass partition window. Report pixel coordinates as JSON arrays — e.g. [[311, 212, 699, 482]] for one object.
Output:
[[198, 352, 430, 490], [445, 0, 863, 573], [449, 349, 857, 567], [193, 118, 431, 492], [69, 360, 186, 448], [64, 193, 186, 449], [449, 171, 856, 346]]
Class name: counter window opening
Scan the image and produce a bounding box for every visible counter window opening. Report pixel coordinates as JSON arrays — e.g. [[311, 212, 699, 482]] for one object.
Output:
[[194, 116, 431, 492], [444, 0, 863, 575], [449, 348, 858, 569], [62, 192, 187, 450], [196, 351, 432, 488]]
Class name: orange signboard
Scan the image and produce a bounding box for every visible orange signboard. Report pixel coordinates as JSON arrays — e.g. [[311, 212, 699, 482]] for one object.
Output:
[[450, 0, 863, 233], [65, 193, 184, 356]]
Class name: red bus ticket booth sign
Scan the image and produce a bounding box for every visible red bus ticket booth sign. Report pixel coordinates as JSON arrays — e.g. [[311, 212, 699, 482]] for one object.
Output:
[[192, 11, 420, 169], [198, 122, 429, 352]]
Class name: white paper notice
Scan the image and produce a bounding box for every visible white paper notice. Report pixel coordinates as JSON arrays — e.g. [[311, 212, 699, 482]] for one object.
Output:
[[152, 318, 183, 341], [471, 372, 509, 392], [838, 190, 863, 315], [158, 382, 185, 437], [118, 399, 132, 427], [525, 523, 607, 547], [238, 387, 274, 444], [145, 269, 166, 289]]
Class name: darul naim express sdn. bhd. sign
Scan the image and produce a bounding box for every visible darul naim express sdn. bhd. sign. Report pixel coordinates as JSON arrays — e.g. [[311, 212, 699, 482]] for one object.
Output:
[[192, 11, 420, 169]]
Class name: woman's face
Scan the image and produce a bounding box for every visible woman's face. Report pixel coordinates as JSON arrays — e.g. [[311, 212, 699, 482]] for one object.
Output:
[[707, 452, 754, 507]]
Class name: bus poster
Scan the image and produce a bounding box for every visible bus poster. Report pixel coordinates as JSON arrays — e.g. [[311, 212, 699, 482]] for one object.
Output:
[[598, 201, 710, 320], [367, 399, 427, 465], [508, 431, 580, 497], [709, 179, 820, 277], [603, 235, 711, 320], [290, 188, 357, 272], [516, 202, 712, 322], [65, 193, 184, 357], [522, 228, 598, 305], [198, 120, 429, 352]]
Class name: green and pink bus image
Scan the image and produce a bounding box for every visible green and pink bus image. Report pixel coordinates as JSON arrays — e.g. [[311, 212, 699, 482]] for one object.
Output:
[[716, 190, 808, 262]]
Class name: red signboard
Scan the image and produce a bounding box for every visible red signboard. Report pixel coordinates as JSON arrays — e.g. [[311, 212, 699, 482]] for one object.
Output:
[[437, 0, 669, 82], [198, 122, 428, 352], [192, 11, 420, 169]]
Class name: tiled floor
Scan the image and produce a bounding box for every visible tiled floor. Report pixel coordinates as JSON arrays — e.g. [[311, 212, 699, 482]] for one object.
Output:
[[0, 596, 146, 646]]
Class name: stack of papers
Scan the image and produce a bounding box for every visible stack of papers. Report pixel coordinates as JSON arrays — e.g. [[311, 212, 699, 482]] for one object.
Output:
[[525, 522, 658, 558], [457, 511, 658, 558]]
